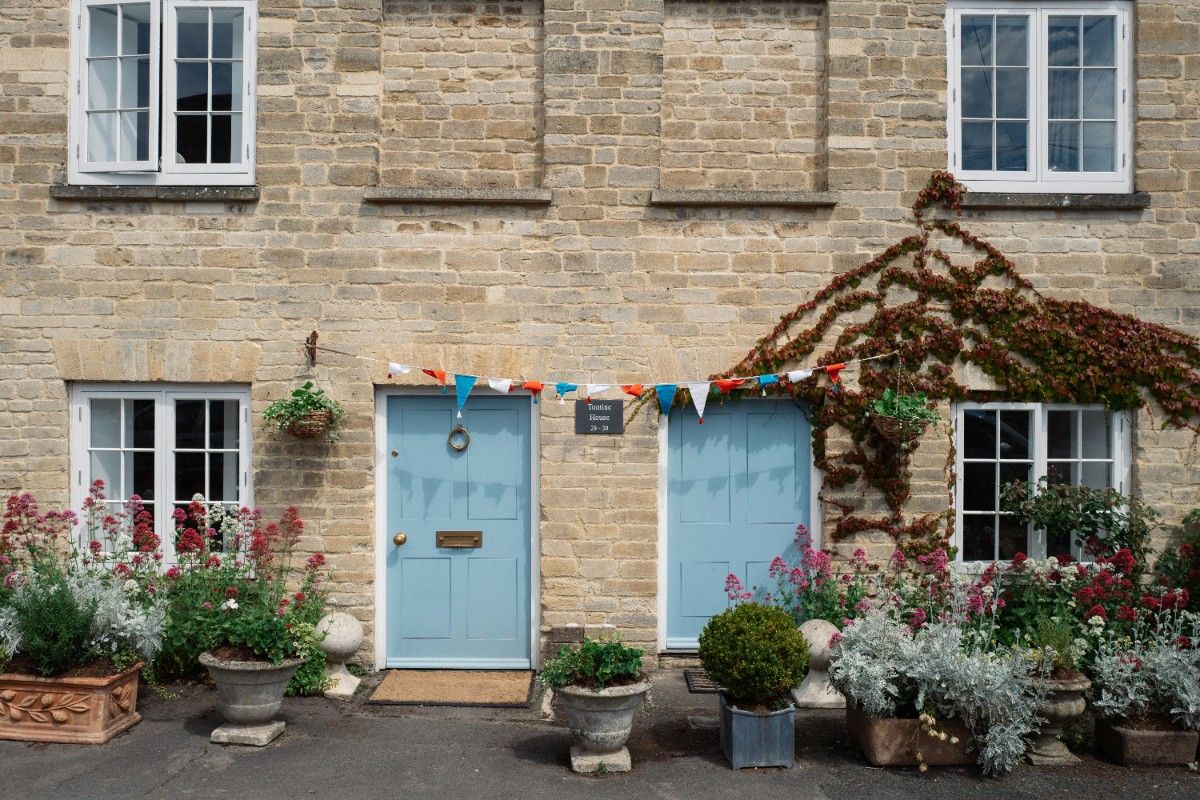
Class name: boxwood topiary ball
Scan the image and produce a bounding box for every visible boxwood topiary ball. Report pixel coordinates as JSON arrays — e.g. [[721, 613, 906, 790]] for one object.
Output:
[[698, 603, 809, 707]]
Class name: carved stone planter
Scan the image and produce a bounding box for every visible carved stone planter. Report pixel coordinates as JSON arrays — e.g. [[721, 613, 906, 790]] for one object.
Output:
[[200, 651, 303, 746], [846, 704, 975, 767], [0, 662, 143, 744], [1095, 718, 1200, 766], [556, 681, 649, 773], [1028, 672, 1090, 765]]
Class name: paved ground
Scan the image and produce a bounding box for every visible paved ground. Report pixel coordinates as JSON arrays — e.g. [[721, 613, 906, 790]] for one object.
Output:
[[2, 670, 1198, 800]]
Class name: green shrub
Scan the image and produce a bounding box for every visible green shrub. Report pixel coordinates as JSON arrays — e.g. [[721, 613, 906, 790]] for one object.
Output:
[[539, 636, 644, 690], [699, 603, 808, 706], [11, 575, 96, 677], [286, 649, 331, 696]]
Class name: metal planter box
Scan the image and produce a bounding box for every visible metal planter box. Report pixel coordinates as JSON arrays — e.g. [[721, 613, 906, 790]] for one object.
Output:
[[718, 693, 795, 769]]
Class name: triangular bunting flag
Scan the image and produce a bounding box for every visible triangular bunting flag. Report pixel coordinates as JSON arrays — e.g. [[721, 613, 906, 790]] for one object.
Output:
[[522, 381, 544, 403], [422, 368, 447, 390], [387, 362, 411, 379], [714, 378, 743, 394], [555, 382, 578, 404], [585, 384, 611, 402], [487, 378, 513, 394], [757, 374, 779, 396], [621, 384, 644, 398], [454, 374, 476, 418], [686, 382, 711, 424], [824, 363, 847, 388], [786, 368, 813, 383], [655, 384, 677, 416]]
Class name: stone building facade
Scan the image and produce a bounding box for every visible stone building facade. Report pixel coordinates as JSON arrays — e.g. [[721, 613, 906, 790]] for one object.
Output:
[[1, 0, 1197, 666]]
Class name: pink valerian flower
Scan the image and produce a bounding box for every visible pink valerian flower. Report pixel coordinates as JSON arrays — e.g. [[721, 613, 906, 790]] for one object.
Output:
[[801, 547, 833, 580], [916, 548, 949, 574], [850, 548, 869, 569], [768, 556, 788, 578], [306, 552, 326, 571], [908, 607, 928, 631], [793, 523, 812, 548], [889, 549, 907, 570], [723, 572, 752, 602], [828, 631, 844, 648], [201, 600, 214, 610], [165, 566, 182, 579], [854, 597, 872, 613]]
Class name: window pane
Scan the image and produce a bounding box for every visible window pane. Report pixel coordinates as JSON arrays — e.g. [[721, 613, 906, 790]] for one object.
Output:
[[177, 62, 208, 111], [996, 122, 1027, 171], [125, 398, 155, 448], [119, 56, 150, 108], [209, 400, 240, 449], [89, 5, 119, 57], [211, 115, 234, 163], [1048, 70, 1079, 119], [208, 453, 238, 501], [999, 411, 1029, 459], [1083, 16, 1115, 67], [1048, 122, 1080, 171], [961, 16, 993, 66], [88, 112, 119, 162], [1046, 529, 1072, 560], [995, 68, 1026, 118], [119, 111, 148, 161], [120, 4, 151, 55], [998, 515, 1028, 560], [1082, 70, 1116, 119], [1082, 122, 1115, 172], [1081, 461, 1110, 490], [175, 400, 206, 448], [90, 399, 121, 447], [88, 59, 118, 110], [1080, 410, 1110, 458], [125, 450, 155, 500], [176, 114, 208, 164], [999, 461, 1031, 496], [962, 68, 993, 118], [995, 16, 1027, 66], [212, 62, 234, 111], [963, 462, 996, 511], [1048, 17, 1080, 67], [177, 7, 209, 59], [175, 452, 205, 501], [962, 515, 995, 561], [91, 450, 122, 495], [1046, 460, 1077, 485], [962, 121, 993, 170], [963, 409, 995, 458], [1047, 410, 1074, 459], [211, 8, 244, 59]]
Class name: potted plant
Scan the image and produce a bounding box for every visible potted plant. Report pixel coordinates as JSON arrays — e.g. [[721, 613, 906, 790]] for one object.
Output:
[[866, 388, 940, 446], [540, 635, 648, 774], [0, 484, 165, 744], [166, 499, 327, 746], [263, 381, 345, 442], [1025, 616, 1091, 765], [699, 603, 808, 769], [1089, 610, 1200, 765], [829, 610, 1045, 775]]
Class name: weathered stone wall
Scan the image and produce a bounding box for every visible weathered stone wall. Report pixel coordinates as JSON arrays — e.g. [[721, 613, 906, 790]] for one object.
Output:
[[1, 0, 1198, 661]]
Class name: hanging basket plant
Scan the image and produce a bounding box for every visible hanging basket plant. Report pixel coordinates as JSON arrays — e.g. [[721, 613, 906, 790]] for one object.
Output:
[[866, 389, 940, 446], [264, 382, 345, 443]]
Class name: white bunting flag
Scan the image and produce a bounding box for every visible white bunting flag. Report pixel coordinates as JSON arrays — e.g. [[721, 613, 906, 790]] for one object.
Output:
[[787, 369, 813, 383], [487, 378, 513, 394], [585, 384, 611, 401], [387, 362, 412, 378], [686, 382, 711, 423]]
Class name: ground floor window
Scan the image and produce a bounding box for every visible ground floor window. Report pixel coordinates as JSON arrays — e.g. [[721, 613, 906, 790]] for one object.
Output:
[[70, 384, 251, 561], [954, 403, 1130, 564]]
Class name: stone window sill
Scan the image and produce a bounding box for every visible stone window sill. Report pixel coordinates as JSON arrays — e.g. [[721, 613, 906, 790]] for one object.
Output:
[[648, 189, 839, 209], [959, 192, 1151, 211], [363, 186, 553, 206], [50, 184, 260, 202]]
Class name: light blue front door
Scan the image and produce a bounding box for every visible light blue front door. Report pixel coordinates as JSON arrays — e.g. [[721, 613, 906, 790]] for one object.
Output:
[[385, 394, 532, 668], [666, 399, 812, 650]]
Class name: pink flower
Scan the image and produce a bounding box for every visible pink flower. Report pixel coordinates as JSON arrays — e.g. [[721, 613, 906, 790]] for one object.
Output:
[[793, 523, 811, 547], [828, 632, 844, 648], [889, 549, 906, 569], [851, 548, 869, 568], [854, 598, 872, 613], [165, 566, 182, 579], [768, 556, 788, 578], [908, 607, 928, 631], [201, 601, 214, 610], [306, 552, 326, 570]]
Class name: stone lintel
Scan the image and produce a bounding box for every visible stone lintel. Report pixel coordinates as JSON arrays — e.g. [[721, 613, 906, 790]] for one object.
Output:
[[960, 192, 1152, 211]]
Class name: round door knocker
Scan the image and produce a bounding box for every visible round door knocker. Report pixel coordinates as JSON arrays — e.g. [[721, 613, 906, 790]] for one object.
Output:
[[448, 424, 470, 452]]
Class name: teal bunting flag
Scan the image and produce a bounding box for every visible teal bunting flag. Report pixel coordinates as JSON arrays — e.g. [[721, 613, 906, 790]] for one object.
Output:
[[655, 384, 677, 415], [454, 374, 477, 418]]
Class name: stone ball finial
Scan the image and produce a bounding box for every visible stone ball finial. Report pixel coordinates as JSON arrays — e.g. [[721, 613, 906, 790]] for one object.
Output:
[[792, 618, 845, 709], [317, 612, 365, 699]]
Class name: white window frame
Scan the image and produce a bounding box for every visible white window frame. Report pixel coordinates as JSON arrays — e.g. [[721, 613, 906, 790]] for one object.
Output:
[[952, 402, 1131, 565], [68, 0, 257, 186], [69, 383, 253, 564], [946, 0, 1134, 193]]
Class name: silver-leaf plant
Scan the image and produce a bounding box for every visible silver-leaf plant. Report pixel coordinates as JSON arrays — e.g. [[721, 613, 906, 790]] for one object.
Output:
[[1090, 611, 1200, 731]]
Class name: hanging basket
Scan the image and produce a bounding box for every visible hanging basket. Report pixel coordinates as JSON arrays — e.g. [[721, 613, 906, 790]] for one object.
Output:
[[285, 410, 334, 440], [871, 414, 927, 445]]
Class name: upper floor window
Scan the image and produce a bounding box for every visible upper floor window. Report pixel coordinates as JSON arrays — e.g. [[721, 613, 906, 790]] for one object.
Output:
[[954, 403, 1130, 564], [947, 1, 1132, 193], [69, 0, 257, 186]]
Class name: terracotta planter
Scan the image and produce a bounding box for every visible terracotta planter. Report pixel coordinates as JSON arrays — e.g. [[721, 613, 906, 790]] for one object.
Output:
[[846, 704, 975, 767], [556, 681, 649, 773], [1027, 672, 1091, 765], [0, 661, 143, 745], [1095, 718, 1200, 766]]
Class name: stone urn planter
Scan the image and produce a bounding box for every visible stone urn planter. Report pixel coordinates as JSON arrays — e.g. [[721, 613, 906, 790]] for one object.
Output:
[[792, 619, 845, 709], [1095, 718, 1200, 766], [555, 681, 649, 773], [1027, 672, 1091, 765], [0, 661, 143, 744], [846, 704, 975, 767], [199, 651, 303, 746], [718, 693, 796, 769]]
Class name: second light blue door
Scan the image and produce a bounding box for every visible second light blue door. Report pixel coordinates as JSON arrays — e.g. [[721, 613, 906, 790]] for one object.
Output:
[[385, 394, 532, 668], [666, 399, 811, 650]]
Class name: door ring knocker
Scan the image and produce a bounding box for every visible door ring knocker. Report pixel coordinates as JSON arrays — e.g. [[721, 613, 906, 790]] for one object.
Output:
[[448, 424, 470, 452]]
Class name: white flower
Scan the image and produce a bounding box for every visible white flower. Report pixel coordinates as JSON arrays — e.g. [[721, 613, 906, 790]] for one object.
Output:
[[1087, 615, 1105, 628], [123, 579, 138, 594], [221, 598, 239, 611], [981, 585, 994, 597]]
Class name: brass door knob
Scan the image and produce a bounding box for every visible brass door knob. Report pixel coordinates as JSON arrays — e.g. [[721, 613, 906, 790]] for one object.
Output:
[[392, 531, 407, 546]]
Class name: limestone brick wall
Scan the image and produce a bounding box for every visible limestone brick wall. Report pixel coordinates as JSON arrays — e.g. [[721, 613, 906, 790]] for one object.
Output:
[[0, 0, 1198, 662]]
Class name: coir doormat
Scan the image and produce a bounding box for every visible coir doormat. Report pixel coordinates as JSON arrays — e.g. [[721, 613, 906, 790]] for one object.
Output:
[[684, 668, 724, 694], [368, 670, 534, 708]]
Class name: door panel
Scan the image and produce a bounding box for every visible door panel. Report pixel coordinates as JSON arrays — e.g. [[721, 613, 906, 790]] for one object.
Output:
[[666, 399, 811, 650], [385, 394, 532, 668]]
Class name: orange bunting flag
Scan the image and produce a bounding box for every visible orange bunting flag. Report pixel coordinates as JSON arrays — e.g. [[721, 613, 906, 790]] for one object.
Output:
[[620, 384, 644, 398], [824, 363, 846, 384], [522, 381, 545, 402], [422, 368, 447, 387], [714, 378, 743, 394]]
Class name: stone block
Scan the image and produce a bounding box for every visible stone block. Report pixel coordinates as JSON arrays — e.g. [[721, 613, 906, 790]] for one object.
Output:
[[210, 721, 286, 747], [570, 745, 631, 774]]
